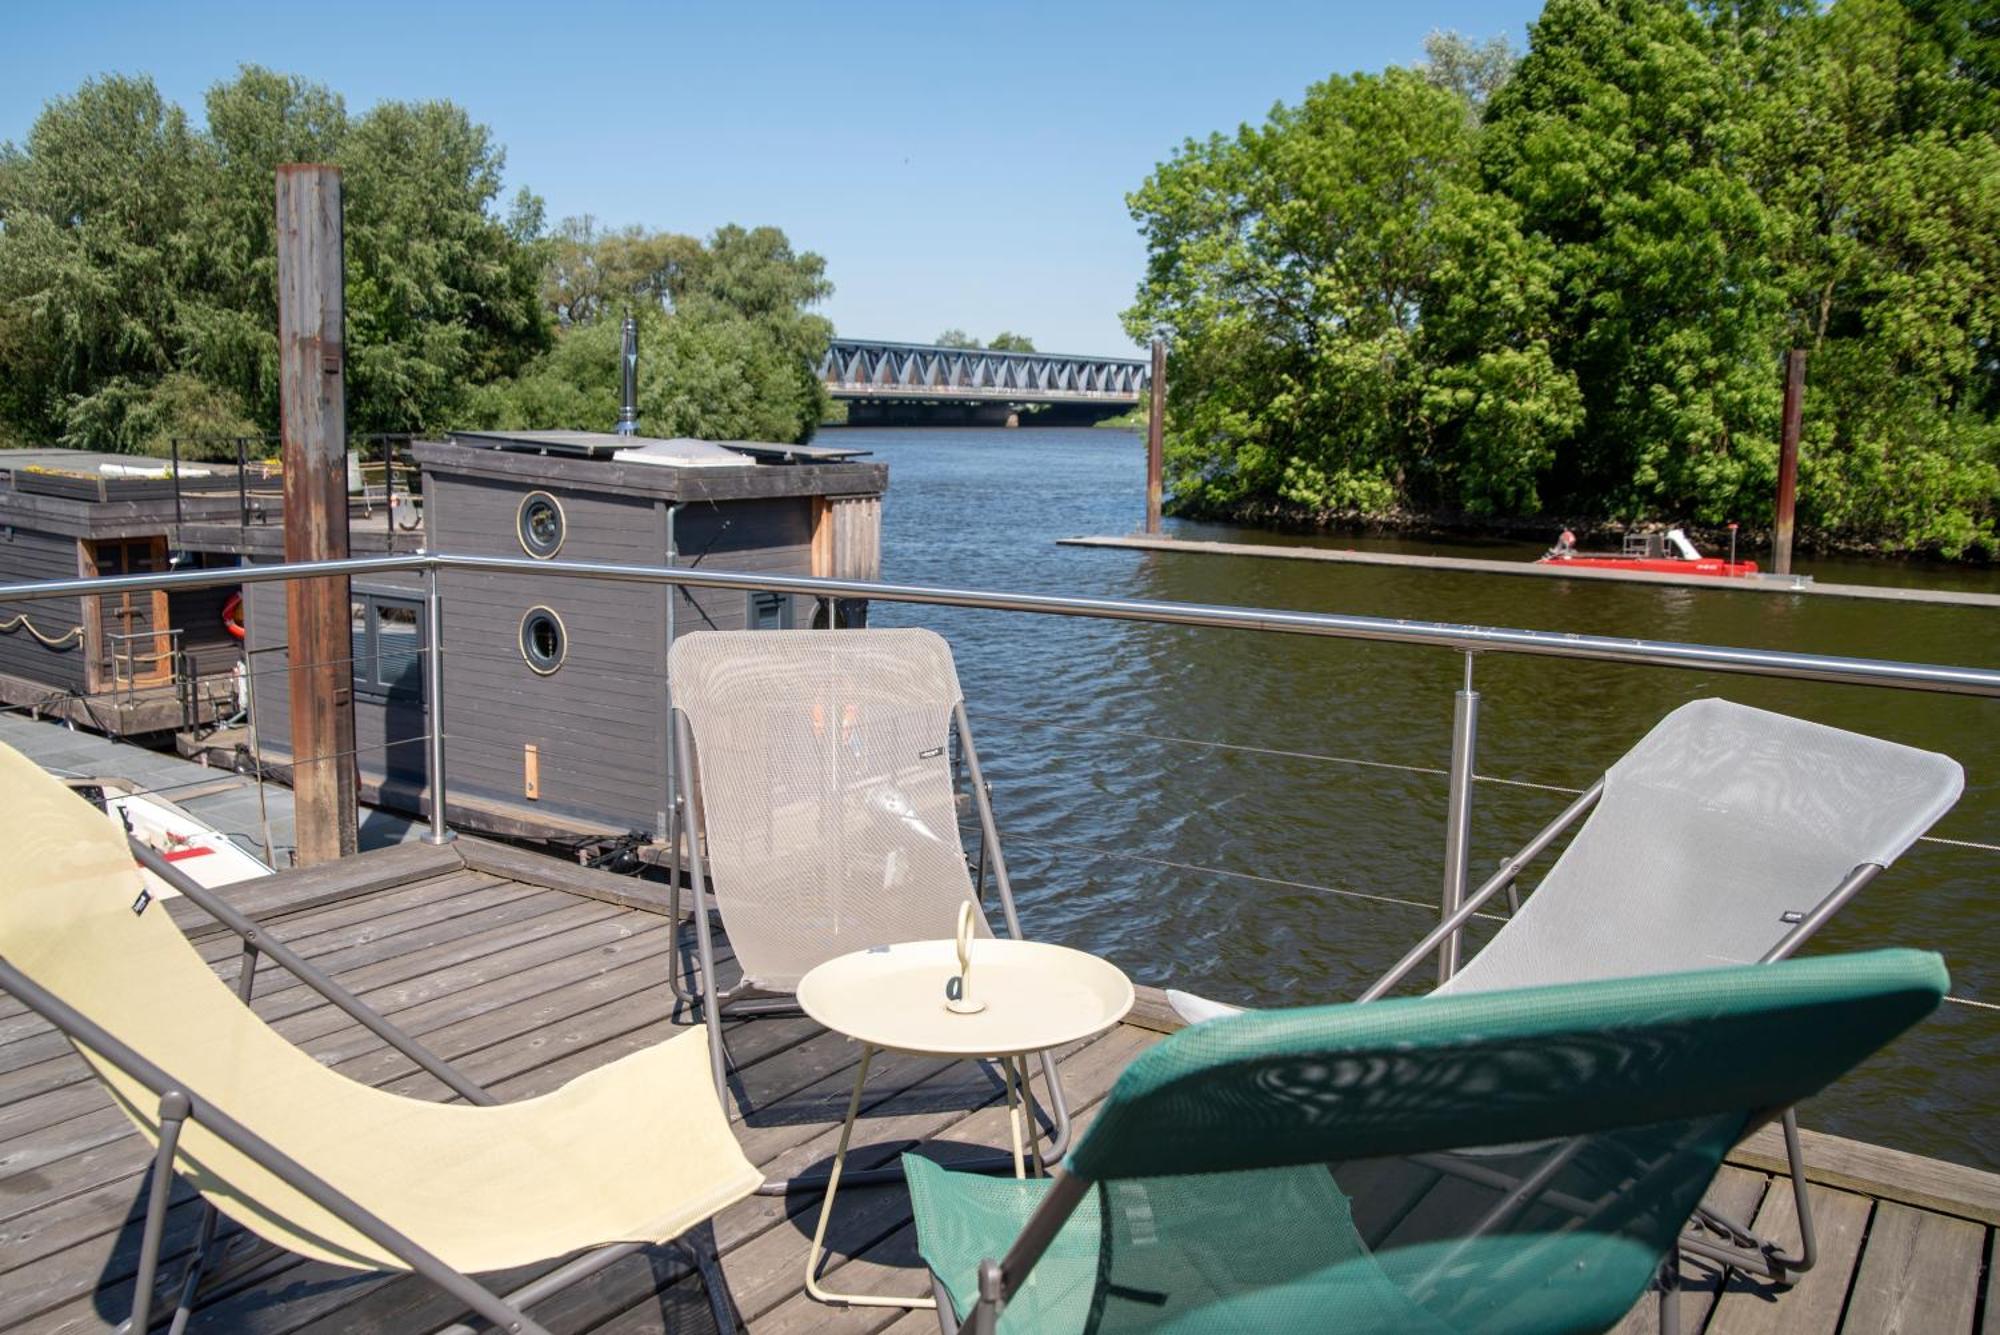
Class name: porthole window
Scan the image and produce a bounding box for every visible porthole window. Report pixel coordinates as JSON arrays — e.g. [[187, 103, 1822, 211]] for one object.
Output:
[[519, 606, 567, 674], [517, 491, 566, 559]]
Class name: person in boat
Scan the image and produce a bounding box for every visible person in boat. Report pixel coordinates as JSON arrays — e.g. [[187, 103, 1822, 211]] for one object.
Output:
[[1545, 528, 1577, 560]]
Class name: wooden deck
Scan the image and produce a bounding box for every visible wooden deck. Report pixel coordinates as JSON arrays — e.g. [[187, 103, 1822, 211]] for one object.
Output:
[[0, 841, 1992, 1333]]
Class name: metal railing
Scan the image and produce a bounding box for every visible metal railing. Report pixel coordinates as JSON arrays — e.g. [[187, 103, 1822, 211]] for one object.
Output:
[[0, 550, 1994, 972]]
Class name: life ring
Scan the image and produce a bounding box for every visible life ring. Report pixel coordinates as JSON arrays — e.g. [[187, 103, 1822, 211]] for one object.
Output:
[[221, 592, 246, 640]]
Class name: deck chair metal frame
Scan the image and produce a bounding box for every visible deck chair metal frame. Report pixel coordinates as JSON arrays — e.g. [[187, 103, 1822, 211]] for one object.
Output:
[[663, 628, 1072, 1193], [928, 947, 1944, 1335], [0, 841, 741, 1335], [1173, 698, 1963, 1285], [1356, 780, 1868, 1282]]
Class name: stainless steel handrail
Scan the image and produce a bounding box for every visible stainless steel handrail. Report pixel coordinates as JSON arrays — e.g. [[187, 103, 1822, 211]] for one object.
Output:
[[0, 552, 1994, 696], [3, 548, 1993, 970]]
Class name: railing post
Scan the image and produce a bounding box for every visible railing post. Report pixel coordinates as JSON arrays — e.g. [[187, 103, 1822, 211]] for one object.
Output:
[[1438, 652, 1480, 984], [422, 559, 453, 845]]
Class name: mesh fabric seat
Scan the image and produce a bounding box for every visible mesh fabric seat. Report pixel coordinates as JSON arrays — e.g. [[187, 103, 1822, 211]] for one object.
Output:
[[670, 627, 989, 995], [669, 628, 1070, 1161], [1170, 698, 1962, 1021], [1437, 698, 1963, 993], [910, 949, 1947, 1333]]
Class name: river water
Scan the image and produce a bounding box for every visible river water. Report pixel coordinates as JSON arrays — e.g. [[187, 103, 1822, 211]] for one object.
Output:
[[830, 425, 1999, 1170]]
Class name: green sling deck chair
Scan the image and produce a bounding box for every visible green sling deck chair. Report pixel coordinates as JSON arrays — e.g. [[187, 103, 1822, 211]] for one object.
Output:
[[907, 948, 1947, 1334], [0, 741, 761, 1335]]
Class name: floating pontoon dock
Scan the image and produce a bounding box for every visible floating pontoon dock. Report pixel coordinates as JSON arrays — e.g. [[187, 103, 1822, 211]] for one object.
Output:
[[0, 841, 1991, 1334], [0, 714, 419, 867], [1062, 534, 2000, 608]]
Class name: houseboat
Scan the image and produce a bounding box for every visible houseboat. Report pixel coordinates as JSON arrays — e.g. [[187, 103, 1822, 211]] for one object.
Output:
[[0, 449, 262, 735]]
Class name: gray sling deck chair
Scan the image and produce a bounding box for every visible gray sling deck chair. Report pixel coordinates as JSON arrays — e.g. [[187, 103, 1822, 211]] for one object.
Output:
[[0, 741, 761, 1335], [1166, 697, 1964, 1283], [667, 627, 1071, 1183], [909, 948, 1948, 1335]]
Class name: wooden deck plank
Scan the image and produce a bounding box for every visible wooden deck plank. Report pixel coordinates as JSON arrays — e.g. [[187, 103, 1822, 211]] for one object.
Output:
[[1730, 1122, 2000, 1226], [1706, 1182, 1873, 1335], [0, 914, 697, 1329], [1839, 1200, 1985, 1334], [1, 853, 1993, 1335], [0, 877, 541, 1138], [745, 1050, 1140, 1335], [1981, 1229, 1997, 1335], [0, 896, 621, 1214], [591, 1028, 1151, 1335], [1608, 1166, 1770, 1335]]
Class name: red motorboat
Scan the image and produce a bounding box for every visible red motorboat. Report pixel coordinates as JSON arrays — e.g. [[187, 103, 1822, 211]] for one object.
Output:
[[1538, 527, 1758, 578]]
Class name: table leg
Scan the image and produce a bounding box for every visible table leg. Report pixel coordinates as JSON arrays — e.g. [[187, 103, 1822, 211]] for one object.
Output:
[[1017, 1055, 1046, 1178], [1002, 1055, 1028, 1179], [804, 1043, 936, 1310]]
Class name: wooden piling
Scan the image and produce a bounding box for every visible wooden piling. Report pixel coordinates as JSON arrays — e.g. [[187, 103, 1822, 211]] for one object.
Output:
[[1145, 338, 1165, 535], [276, 164, 358, 865], [1775, 348, 1806, 577]]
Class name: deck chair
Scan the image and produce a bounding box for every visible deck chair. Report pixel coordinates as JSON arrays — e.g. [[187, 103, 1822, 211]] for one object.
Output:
[[0, 741, 761, 1335], [667, 627, 1071, 1174], [1166, 697, 1962, 1279], [911, 948, 1948, 1334]]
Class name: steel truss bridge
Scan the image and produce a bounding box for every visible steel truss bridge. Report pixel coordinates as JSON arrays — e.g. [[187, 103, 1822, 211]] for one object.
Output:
[[819, 338, 1148, 408]]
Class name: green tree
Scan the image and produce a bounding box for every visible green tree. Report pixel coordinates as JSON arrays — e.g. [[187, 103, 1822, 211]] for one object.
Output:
[[0, 75, 250, 452], [1479, 0, 1790, 525], [0, 67, 551, 451], [1124, 67, 1578, 518], [987, 331, 1036, 352], [336, 96, 549, 432], [935, 329, 982, 348], [469, 221, 834, 443], [1752, 0, 1999, 554], [1420, 29, 1520, 120]]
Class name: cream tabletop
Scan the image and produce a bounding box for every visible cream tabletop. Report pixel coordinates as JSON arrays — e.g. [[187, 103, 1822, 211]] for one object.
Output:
[[796, 936, 1135, 1058]]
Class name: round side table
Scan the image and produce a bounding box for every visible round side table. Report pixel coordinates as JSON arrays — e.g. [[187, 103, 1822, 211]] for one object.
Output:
[[795, 931, 1133, 1309]]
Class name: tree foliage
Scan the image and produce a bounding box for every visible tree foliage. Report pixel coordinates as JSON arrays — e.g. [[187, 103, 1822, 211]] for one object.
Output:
[[0, 68, 548, 454], [933, 330, 1037, 351], [1128, 1, 2000, 556], [0, 67, 835, 453], [475, 221, 833, 443]]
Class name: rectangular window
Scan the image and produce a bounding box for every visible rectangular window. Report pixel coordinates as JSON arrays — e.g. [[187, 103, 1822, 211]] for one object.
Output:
[[748, 591, 794, 631], [351, 593, 423, 700]]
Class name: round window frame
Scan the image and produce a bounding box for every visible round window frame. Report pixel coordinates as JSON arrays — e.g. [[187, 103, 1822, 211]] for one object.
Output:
[[516, 491, 567, 560], [518, 605, 569, 676]]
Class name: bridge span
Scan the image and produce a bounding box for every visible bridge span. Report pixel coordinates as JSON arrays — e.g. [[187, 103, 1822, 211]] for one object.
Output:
[[819, 338, 1148, 425]]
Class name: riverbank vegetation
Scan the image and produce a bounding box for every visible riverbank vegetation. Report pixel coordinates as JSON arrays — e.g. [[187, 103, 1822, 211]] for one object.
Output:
[[0, 68, 834, 454], [1124, 1, 1999, 558]]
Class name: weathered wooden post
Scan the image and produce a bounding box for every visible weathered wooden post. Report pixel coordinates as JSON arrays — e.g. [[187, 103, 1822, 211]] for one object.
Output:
[[1145, 338, 1165, 535], [277, 164, 358, 864], [1774, 348, 1806, 577]]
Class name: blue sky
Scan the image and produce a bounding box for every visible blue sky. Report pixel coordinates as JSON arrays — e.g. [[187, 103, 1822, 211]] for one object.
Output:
[[2, 1, 1540, 356]]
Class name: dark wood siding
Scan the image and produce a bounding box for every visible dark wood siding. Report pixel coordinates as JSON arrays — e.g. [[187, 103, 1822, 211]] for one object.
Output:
[[167, 552, 245, 680], [0, 527, 88, 692], [243, 566, 428, 796], [427, 473, 668, 832], [419, 472, 821, 836]]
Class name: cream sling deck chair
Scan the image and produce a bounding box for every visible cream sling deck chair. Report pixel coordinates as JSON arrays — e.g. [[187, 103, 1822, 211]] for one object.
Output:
[[0, 742, 761, 1335], [1166, 697, 1964, 1284], [666, 628, 1071, 1180]]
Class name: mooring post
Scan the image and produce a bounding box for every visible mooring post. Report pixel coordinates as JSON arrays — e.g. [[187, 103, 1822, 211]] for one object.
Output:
[[276, 164, 358, 865], [1774, 348, 1806, 577], [1438, 652, 1480, 984], [1144, 338, 1165, 534]]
